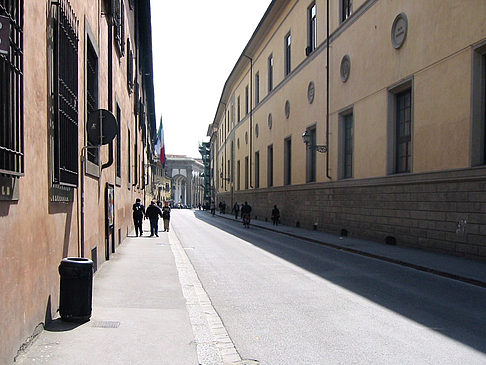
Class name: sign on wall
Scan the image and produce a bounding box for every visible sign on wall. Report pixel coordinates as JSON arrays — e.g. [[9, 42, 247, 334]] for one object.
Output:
[[0, 15, 9, 56]]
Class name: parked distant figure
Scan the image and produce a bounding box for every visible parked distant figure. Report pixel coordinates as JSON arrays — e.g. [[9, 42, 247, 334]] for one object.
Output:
[[145, 200, 162, 237], [132, 198, 145, 236], [210, 201, 216, 216], [271, 205, 280, 226], [162, 201, 171, 232], [232, 202, 240, 220], [241, 201, 252, 228]]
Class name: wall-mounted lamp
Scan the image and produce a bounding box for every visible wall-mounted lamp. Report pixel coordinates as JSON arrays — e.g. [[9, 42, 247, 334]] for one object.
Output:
[[302, 130, 328, 153]]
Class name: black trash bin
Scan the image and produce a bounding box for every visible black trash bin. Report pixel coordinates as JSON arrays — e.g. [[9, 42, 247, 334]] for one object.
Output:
[[58, 257, 94, 322]]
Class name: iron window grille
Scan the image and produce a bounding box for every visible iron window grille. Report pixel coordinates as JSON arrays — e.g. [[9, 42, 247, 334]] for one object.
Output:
[[86, 38, 99, 165], [267, 145, 273, 187], [255, 72, 260, 105], [116, 104, 121, 178], [268, 54, 273, 92], [305, 127, 316, 183], [0, 0, 24, 177], [396, 89, 412, 173], [52, 0, 79, 186], [113, 0, 125, 57], [343, 114, 353, 178], [127, 38, 133, 93]]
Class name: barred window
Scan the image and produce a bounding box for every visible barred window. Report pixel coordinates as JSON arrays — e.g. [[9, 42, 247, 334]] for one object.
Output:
[[113, 0, 125, 57], [127, 38, 133, 93], [0, 0, 24, 176], [86, 38, 99, 165], [52, 0, 79, 186], [116, 104, 121, 178]]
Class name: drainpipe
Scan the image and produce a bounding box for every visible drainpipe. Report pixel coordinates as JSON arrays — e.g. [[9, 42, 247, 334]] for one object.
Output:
[[243, 54, 253, 188], [326, 0, 331, 180]]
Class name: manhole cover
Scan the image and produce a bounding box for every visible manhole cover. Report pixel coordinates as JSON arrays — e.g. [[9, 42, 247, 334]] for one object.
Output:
[[91, 321, 120, 328]]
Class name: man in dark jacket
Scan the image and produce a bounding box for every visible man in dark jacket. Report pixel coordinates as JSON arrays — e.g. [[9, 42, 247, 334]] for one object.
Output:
[[162, 201, 171, 232], [132, 198, 145, 236], [145, 200, 162, 237]]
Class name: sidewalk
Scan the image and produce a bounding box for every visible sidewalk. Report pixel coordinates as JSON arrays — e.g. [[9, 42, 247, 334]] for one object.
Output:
[[215, 211, 486, 288], [16, 220, 199, 365]]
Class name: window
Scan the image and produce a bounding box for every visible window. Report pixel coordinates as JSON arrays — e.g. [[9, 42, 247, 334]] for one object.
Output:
[[237, 96, 240, 122], [305, 126, 316, 182], [285, 33, 291, 76], [245, 85, 249, 115], [284, 138, 292, 185], [472, 45, 486, 166], [340, 0, 352, 23], [395, 89, 412, 173], [0, 0, 24, 177], [128, 130, 131, 186], [86, 37, 99, 165], [255, 151, 260, 188], [255, 72, 260, 104], [268, 54, 274, 92], [267, 145, 273, 187], [51, 0, 78, 186], [245, 156, 249, 189], [116, 104, 121, 178], [127, 38, 134, 93], [343, 113, 353, 178], [307, 2, 317, 54], [113, 0, 125, 56], [237, 160, 240, 190]]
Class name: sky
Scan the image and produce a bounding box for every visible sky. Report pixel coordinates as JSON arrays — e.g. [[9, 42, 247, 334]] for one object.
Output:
[[150, 0, 273, 159]]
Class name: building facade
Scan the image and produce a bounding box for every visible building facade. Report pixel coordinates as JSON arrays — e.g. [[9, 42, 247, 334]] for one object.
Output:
[[165, 155, 204, 208], [208, 0, 486, 260], [0, 1, 157, 362]]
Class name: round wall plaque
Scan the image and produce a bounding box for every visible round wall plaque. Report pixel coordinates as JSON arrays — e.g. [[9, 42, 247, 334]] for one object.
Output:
[[255, 123, 259, 138], [307, 81, 315, 104], [285, 100, 290, 119], [391, 13, 408, 49], [268, 113, 273, 129], [340, 55, 351, 82]]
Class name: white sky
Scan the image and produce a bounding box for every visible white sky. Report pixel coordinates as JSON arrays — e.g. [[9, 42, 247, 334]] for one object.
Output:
[[150, 0, 272, 159]]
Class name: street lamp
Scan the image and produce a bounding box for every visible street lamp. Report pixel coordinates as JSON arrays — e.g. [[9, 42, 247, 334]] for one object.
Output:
[[302, 130, 328, 153]]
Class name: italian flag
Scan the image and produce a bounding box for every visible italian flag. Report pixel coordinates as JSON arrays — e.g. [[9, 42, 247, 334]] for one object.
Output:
[[155, 116, 166, 167]]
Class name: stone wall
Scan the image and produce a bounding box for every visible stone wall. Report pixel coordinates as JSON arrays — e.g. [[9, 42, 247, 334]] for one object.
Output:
[[217, 167, 486, 260]]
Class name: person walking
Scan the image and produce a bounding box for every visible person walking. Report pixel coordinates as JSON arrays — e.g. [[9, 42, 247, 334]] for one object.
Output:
[[162, 201, 171, 232], [232, 202, 240, 220], [241, 201, 252, 228], [210, 201, 216, 216], [271, 205, 280, 226], [145, 200, 162, 237], [132, 198, 145, 237]]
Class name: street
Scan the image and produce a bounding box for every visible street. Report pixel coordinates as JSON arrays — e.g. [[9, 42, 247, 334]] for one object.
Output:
[[172, 209, 486, 365]]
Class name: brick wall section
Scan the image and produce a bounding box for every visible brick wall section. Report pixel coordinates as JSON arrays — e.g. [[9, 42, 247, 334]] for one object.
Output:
[[217, 167, 486, 260]]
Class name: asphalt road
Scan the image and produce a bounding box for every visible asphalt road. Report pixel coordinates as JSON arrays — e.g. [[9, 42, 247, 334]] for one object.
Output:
[[171, 209, 486, 365]]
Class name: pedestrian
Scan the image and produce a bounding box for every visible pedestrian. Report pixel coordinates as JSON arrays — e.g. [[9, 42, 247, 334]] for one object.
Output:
[[210, 201, 216, 216], [145, 200, 162, 237], [156, 199, 162, 208], [132, 198, 145, 236], [222, 201, 226, 214], [271, 205, 280, 226], [162, 201, 171, 232], [219, 201, 223, 214], [241, 201, 252, 228], [232, 202, 240, 220]]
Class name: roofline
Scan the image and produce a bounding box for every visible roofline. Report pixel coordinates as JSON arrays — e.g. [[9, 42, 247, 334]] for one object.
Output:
[[211, 0, 279, 132]]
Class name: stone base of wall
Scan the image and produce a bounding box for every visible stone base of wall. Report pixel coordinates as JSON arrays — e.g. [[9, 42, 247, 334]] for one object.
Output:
[[217, 167, 486, 261]]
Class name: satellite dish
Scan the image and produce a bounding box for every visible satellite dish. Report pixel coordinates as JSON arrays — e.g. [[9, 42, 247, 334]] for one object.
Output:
[[87, 109, 118, 146]]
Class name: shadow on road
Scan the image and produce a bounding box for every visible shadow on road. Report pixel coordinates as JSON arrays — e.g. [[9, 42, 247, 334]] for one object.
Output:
[[192, 210, 486, 355]]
